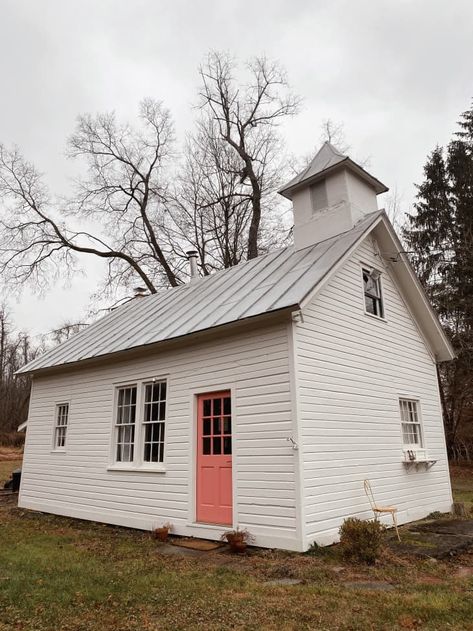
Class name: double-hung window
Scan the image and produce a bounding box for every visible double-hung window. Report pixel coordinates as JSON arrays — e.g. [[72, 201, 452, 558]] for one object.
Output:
[[115, 386, 137, 462], [362, 267, 384, 318], [113, 379, 167, 467], [143, 381, 166, 463], [54, 403, 69, 449], [399, 399, 423, 448]]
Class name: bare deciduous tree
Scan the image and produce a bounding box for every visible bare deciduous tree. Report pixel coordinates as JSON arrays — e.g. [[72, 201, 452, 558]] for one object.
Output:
[[198, 52, 300, 260], [0, 99, 179, 297], [0, 54, 299, 299]]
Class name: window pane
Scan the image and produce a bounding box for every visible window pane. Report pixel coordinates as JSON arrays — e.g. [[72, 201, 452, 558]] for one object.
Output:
[[203, 419, 211, 436], [223, 397, 231, 415], [160, 382, 166, 401], [159, 401, 166, 421], [203, 437, 211, 455], [213, 418, 221, 435], [223, 436, 232, 455], [223, 417, 231, 434], [203, 399, 211, 417], [213, 437, 221, 454], [150, 402, 158, 421], [365, 296, 376, 315], [214, 398, 221, 416]]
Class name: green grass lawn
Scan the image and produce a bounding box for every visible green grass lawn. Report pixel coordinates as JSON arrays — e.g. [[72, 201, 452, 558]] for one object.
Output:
[[1, 454, 473, 630]]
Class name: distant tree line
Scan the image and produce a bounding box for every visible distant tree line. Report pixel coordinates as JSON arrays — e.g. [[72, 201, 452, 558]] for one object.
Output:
[[0, 305, 39, 441]]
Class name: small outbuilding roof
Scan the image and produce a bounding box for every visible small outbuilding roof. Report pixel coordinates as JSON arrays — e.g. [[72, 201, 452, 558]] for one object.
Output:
[[279, 142, 389, 199], [18, 211, 382, 374]]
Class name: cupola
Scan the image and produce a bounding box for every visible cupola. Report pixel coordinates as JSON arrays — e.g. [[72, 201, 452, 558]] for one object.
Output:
[[279, 142, 388, 250]]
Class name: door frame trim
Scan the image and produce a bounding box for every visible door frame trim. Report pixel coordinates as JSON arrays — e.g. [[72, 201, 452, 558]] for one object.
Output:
[[187, 384, 236, 529]]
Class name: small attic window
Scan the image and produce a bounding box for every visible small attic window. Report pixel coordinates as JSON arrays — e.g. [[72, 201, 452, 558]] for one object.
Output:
[[362, 267, 384, 318], [310, 180, 328, 212]]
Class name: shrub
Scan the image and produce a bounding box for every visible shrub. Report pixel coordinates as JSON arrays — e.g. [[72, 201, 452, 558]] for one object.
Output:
[[339, 518, 385, 564]]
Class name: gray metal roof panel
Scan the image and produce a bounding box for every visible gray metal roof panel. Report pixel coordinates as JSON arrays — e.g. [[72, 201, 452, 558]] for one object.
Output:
[[18, 212, 382, 373]]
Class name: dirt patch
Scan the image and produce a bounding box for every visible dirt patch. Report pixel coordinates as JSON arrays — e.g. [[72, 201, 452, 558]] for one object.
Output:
[[415, 519, 473, 537], [387, 520, 473, 559]]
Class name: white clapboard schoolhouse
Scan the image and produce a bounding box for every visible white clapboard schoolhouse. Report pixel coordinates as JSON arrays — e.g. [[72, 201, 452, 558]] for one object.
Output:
[[18, 143, 454, 551]]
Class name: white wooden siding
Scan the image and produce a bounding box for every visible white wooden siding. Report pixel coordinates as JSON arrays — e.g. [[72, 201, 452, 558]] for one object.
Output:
[[20, 320, 300, 550], [295, 235, 452, 548]]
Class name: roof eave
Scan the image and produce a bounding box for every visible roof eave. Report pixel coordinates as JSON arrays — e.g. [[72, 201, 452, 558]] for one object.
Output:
[[16, 305, 298, 377], [279, 158, 389, 200], [372, 215, 455, 363]]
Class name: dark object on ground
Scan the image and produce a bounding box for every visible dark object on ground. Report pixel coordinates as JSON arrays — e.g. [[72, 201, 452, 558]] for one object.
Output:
[[3, 468, 21, 492], [389, 520, 473, 558]]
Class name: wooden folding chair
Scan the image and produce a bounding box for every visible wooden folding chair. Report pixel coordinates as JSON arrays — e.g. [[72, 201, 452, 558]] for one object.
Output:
[[363, 479, 401, 541]]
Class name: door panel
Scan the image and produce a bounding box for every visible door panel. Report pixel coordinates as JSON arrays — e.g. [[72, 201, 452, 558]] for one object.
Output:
[[196, 391, 232, 525]]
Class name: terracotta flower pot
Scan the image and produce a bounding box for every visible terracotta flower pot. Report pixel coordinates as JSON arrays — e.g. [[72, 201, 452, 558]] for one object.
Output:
[[154, 527, 169, 542], [230, 540, 247, 554]]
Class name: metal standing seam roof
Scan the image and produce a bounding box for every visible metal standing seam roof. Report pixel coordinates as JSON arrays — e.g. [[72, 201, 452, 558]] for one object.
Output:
[[18, 211, 383, 374]]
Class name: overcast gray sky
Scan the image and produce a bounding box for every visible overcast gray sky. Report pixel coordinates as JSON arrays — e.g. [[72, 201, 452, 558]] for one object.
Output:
[[1, 0, 472, 336]]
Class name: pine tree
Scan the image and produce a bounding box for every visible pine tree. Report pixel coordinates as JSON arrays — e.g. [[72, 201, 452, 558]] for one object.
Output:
[[404, 103, 473, 459]]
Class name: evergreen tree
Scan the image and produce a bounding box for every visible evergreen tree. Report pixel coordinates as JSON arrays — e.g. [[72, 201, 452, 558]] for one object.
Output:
[[404, 103, 473, 459]]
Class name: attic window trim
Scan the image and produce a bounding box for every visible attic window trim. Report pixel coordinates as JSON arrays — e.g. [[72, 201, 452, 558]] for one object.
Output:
[[361, 264, 385, 320]]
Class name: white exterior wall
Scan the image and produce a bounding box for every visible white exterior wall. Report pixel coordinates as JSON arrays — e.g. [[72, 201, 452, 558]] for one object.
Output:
[[19, 320, 302, 551], [294, 235, 452, 549]]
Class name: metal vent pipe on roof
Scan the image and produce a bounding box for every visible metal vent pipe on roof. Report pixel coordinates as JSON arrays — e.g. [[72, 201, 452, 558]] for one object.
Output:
[[186, 250, 198, 279], [133, 287, 148, 298]]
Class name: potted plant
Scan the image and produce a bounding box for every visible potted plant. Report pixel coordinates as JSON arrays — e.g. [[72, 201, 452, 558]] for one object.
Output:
[[221, 527, 254, 553], [153, 522, 172, 542]]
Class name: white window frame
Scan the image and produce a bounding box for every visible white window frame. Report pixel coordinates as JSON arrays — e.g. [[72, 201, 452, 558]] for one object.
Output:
[[53, 402, 69, 451], [114, 384, 138, 463], [142, 380, 167, 465], [399, 398, 424, 450], [109, 377, 168, 472], [361, 265, 385, 320]]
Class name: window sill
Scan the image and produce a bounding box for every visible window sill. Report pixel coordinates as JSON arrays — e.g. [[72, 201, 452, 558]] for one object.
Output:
[[364, 311, 387, 323], [51, 449, 66, 454], [107, 464, 166, 473]]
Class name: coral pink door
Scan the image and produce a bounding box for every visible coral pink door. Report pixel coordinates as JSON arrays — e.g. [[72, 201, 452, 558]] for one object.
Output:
[[196, 391, 232, 525]]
